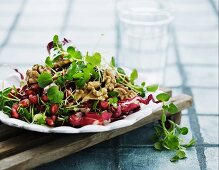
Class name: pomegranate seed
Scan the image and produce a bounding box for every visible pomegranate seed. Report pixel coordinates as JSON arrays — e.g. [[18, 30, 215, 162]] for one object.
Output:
[[11, 104, 19, 119], [101, 111, 112, 121], [25, 89, 36, 96], [19, 99, 30, 108], [69, 113, 83, 127], [50, 104, 59, 115], [51, 115, 57, 121], [41, 94, 49, 102], [99, 101, 108, 110], [37, 105, 46, 112], [30, 84, 40, 91], [112, 105, 122, 118], [12, 103, 19, 110], [29, 95, 38, 104], [46, 117, 55, 127]]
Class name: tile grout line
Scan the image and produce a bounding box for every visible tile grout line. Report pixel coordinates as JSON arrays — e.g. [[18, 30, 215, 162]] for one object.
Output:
[[60, 0, 74, 35], [171, 26, 207, 170], [0, 0, 27, 53]]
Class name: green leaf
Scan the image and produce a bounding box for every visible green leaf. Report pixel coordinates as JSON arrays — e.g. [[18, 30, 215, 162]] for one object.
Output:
[[110, 57, 116, 67], [117, 67, 125, 75], [56, 77, 65, 87], [92, 100, 99, 111], [161, 113, 166, 123], [37, 72, 53, 88], [53, 35, 59, 47], [85, 52, 101, 66], [65, 62, 77, 80], [154, 141, 163, 150], [33, 113, 46, 125], [18, 107, 32, 122], [130, 69, 138, 84], [147, 84, 159, 92], [185, 138, 196, 148], [156, 93, 170, 102], [162, 105, 169, 111], [2, 106, 12, 114], [83, 67, 91, 82], [168, 103, 178, 114], [108, 91, 119, 97], [180, 127, 189, 135], [141, 82, 146, 87], [45, 56, 54, 68], [67, 46, 75, 55], [76, 79, 86, 88], [108, 97, 118, 106], [73, 72, 84, 79], [176, 150, 186, 159], [47, 86, 64, 104], [170, 155, 180, 162], [163, 134, 180, 150]]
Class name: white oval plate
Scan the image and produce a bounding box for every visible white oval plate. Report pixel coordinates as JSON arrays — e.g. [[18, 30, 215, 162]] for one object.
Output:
[[0, 73, 162, 133]]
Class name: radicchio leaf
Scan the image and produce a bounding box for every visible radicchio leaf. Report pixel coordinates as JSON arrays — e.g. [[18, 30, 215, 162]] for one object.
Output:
[[47, 38, 71, 54], [14, 69, 24, 80]]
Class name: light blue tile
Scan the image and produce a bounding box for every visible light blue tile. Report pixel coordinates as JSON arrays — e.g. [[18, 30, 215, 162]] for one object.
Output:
[[184, 66, 218, 87], [192, 88, 219, 114], [37, 147, 115, 170], [118, 147, 199, 170], [205, 147, 219, 170], [198, 116, 219, 144], [179, 47, 218, 65]]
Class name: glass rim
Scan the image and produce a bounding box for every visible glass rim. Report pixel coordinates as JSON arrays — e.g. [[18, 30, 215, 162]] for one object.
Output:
[[117, 0, 174, 26]]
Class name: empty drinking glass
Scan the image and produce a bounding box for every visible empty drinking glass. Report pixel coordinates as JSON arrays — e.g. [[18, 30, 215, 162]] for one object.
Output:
[[117, 0, 174, 84]]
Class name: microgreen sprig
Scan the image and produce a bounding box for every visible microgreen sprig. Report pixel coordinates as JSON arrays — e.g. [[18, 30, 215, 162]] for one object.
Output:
[[154, 93, 196, 162]]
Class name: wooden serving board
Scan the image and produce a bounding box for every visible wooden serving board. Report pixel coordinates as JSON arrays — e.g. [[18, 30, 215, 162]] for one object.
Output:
[[0, 87, 192, 170]]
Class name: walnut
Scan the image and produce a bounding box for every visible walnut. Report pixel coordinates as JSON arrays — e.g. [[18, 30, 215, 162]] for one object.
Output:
[[73, 82, 108, 102], [26, 70, 39, 84], [25, 64, 51, 85], [54, 59, 71, 68], [74, 89, 85, 101], [103, 69, 116, 91], [87, 81, 101, 90], [114, 84, 137, 100]]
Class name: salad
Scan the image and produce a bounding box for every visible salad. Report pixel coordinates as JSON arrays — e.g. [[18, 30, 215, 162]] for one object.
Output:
[[0, 35, 163, 128], [0, 35, 195, 162]]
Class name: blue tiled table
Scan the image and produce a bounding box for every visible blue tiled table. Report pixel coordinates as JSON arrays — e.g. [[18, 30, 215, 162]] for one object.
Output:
[[0, 0, 218, 169]]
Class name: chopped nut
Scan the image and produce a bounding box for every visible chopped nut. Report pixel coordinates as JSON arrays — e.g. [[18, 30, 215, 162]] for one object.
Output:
[[103, 69, 116, 91], [26, 64, 51, 85], [114, 84, 137, 100]]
